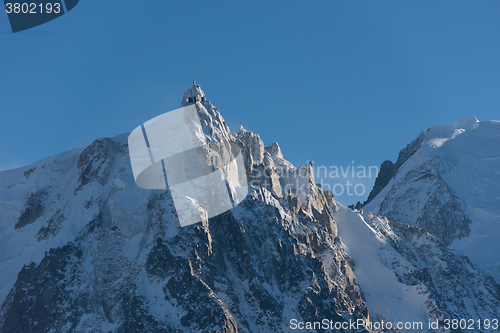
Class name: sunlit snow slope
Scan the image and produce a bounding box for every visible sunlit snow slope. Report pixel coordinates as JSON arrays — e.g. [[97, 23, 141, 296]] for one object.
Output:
[[335, 206, 429, 326], [365, 117, 500, 282], [335, 205, 499, 333]]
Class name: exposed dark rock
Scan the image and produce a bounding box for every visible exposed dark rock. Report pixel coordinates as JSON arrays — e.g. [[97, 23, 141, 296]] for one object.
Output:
[[0, 244, 84, 333], [359, 132, 425, 208], [77, 138, 124, 189], [15, 188, 49, 229], [23, 168, 35, 179], [37, 209, 66, 241]]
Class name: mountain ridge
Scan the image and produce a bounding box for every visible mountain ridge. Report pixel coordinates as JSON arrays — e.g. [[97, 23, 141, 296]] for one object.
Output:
[[1, 86, 499, 332]]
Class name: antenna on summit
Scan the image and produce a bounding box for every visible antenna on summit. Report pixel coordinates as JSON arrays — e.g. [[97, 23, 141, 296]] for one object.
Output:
[[193, 77, 196, 86]]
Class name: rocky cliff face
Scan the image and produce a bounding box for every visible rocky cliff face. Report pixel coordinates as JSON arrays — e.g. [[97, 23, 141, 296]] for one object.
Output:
[[357, 132, 425, 209], [0, 86, 370, 333]]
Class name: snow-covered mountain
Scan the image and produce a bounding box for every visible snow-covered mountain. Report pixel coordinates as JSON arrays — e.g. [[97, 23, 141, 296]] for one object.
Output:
[[334, 207, 499, 332], [362, 117, 500, 284], [0, 85, 371, 333], [0, 85, 498, 333]]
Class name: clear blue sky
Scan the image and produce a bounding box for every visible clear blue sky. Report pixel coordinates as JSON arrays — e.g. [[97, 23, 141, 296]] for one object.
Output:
[[1, 1, 499, 205]]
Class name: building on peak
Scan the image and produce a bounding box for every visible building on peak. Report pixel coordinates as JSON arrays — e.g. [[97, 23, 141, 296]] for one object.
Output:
[[182, 78, 206, 106]]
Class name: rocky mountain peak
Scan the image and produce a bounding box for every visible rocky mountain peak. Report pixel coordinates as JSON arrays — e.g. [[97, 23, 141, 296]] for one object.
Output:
[[0, 86, 372, 333]]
